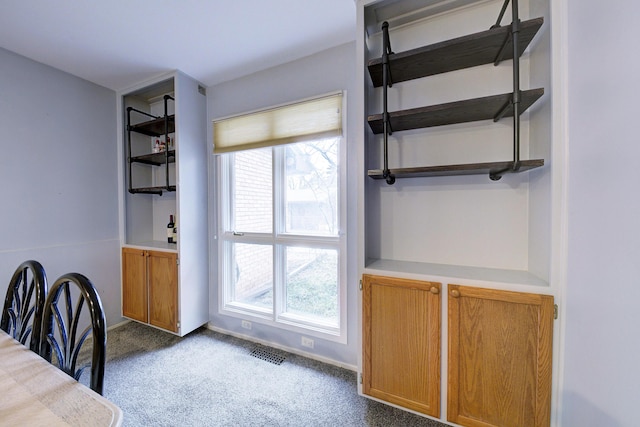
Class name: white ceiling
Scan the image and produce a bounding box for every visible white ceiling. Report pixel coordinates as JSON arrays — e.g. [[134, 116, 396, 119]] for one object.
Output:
[[0, 0, 357, 92]]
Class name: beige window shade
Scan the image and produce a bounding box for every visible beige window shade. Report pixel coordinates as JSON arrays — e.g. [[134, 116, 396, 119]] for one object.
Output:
[[213, 92, 342, 154]]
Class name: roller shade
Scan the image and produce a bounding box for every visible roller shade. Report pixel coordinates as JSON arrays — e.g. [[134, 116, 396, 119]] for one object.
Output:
[[213, 92, 342, 154]]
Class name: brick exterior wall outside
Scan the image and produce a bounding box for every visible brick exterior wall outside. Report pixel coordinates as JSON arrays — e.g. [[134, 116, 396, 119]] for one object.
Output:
[[234, 149, 272, 233], [233, 149, 273, 300]]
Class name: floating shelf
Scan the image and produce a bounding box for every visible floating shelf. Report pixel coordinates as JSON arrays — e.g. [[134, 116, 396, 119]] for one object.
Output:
[[130, 150, 176, 166], [368, 159, 544, 179], [367, 18, 543, 87], [129, 185, 176, 195], [129, 115, 175, 137], [368, 88, 543, 134]]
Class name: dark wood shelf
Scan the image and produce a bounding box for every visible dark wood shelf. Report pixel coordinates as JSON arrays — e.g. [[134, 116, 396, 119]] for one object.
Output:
[[368, 17, 543, 87], [368, 159, 544, 180], [128, 185, 176, 195], [131, 150, 176, 166], [368, 88, 543, 134], [130, 115, 175, 137]]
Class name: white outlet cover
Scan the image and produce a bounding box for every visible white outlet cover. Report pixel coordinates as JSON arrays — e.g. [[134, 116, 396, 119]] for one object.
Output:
[[301, 337, 314, 348]]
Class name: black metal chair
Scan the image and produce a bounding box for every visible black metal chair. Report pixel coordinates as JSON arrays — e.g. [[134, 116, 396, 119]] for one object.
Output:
[[1, 260, 48, 353], [40, 273, 107, 395]]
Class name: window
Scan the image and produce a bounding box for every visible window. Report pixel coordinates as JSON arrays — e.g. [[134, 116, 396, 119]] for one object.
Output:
[[214, 93, 345, 340]]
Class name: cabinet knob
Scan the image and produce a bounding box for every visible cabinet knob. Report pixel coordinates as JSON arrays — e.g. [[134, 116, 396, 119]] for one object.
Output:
[[450, 289, 460, 298], [430, 286, 440, 294]]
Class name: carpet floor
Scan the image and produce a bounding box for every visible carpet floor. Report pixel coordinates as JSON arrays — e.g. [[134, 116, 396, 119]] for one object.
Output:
[[94, 321, 447, 427]]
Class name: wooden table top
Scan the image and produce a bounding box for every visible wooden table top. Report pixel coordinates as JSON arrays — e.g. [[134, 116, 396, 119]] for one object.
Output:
[[0, 330, 122, 427]]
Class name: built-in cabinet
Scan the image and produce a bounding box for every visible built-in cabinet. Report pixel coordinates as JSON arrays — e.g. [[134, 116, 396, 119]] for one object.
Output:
[[362, 275, 554, 426], [118, 71, 209, 336], [357, 0, 559, 425], [447, 285, 554, 427], [122, 247, 178, 333], [362, 275, 441, 417]]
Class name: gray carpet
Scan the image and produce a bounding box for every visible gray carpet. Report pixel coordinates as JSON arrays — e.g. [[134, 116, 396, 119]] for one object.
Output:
[[93, 321, 447, 427]]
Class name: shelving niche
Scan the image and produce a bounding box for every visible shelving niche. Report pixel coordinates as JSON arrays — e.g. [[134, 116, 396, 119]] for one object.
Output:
[[369, 4, 544, 182], [127, 90, 176, 195], [360, 0, 552, 286]]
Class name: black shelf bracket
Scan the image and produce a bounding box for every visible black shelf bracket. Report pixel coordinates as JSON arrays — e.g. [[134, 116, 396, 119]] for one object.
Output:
[[128, 186, 176, 195], [490, 0, 523, 181], [163, 95, 175, 192], [129, 188, 163, 195], [126, 107, 159, 125], [381, 21, 395, 185], [492, 0, 511, 29]]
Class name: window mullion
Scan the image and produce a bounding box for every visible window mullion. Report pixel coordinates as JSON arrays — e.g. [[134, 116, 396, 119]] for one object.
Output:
[[218, 154, 228, 233], [273, 146, 285, 320], [227, 241, 235, 302], [273, 146, 286, 238], [221, 156, 234, 306]]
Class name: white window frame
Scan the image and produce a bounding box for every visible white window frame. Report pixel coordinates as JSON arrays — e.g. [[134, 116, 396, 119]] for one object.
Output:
[[215, 91, 347, 343]]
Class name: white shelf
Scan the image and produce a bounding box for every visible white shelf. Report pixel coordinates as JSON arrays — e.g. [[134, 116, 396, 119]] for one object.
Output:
[[364, 258, 549, 288], [123, 241, 178, 252]]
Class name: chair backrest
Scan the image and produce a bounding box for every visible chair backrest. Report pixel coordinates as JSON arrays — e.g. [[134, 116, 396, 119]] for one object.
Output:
[[1, 260, 48, 353], [40, 272, 106, 395]]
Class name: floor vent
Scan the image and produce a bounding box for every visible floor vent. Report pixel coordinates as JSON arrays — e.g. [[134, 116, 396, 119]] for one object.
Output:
[[250, 346, 286, 365]]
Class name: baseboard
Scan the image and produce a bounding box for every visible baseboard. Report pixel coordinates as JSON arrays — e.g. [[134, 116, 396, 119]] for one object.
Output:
[[205, 323, 358, 372], [107, 319, 131, 331]]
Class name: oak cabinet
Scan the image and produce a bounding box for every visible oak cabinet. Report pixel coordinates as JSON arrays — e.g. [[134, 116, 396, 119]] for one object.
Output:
[[122, 247, 147, 323], [448, 285, 554, 427], [362, 274, 442, 417], [122, 247, 178, 333], [361, 276, 554, 426], [147, 250, 178, 332]]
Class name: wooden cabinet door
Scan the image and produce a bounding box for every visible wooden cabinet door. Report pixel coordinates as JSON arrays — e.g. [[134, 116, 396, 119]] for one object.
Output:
[[362, 274, 441, 417], [148, 250, 178, 333], [122, 247, 148, 322], [448, 285, 554, 427]]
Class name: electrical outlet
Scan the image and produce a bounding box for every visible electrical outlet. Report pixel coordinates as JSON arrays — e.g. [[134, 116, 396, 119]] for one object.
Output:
[[241, 320, 252, 330], [301, 336, 314, 349]]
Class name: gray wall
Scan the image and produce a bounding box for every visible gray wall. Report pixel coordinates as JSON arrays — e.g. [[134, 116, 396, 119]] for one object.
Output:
[[0, 47, 123, 328], [208, 42, 358, 367], [562, 1, 640, 426]]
